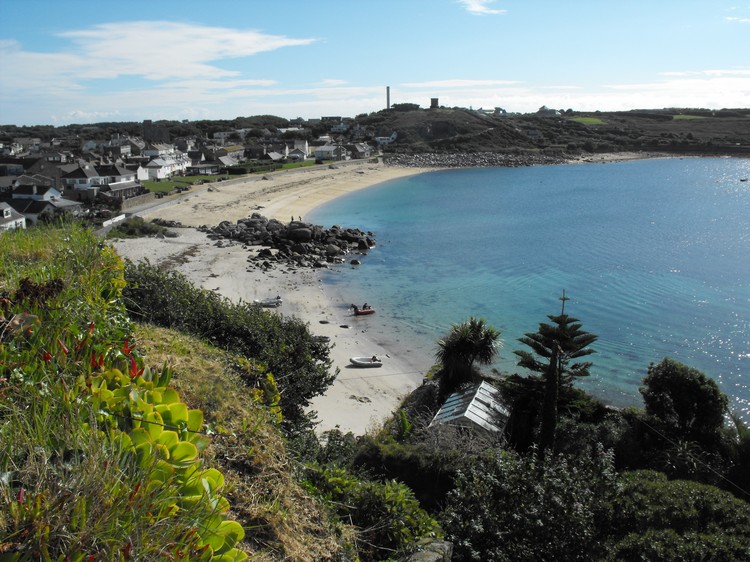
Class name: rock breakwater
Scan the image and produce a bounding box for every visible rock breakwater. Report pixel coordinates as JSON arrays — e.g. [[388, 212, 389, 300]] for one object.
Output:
[[383, 151, 566, 168], [196, 213, 376, 270]]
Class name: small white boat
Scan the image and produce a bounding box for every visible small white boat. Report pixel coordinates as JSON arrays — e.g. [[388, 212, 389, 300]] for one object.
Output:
[[349, 356, 383, 368], [253, 296, 282, 308]]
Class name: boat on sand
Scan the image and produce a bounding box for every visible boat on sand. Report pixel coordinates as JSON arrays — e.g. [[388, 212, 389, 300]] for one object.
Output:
[[349, 356, 383, 368], [253, 296, 282, 308]]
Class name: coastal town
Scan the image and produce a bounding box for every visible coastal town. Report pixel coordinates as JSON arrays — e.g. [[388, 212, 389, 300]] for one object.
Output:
[[0, 115, 394, 231], [4, 104, 749, 232]]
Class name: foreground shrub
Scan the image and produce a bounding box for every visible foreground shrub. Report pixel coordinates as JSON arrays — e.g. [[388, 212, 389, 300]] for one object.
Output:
[[0, 225, 246, 560], [122, 260, 335, 433], [302, 465, 441, 561]]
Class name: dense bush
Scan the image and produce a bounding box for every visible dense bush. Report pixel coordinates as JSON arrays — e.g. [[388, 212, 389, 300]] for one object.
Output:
[[302, 464, 440, 561], [122, 260, 335, 433], [352, 437, 463, 512], [604, 470, 750, 561], [441, 446, 617, 561], [107, 216, 175, 239]]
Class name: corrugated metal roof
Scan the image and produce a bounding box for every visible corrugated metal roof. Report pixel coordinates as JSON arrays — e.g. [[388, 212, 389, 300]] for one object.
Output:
[[428, 381, 509, 433]]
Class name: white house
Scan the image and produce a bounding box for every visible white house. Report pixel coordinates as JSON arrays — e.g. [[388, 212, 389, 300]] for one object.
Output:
[[375, 131, 398, 146], [8, 183, 82, 224], [142, 143, 176, 158], [313, 144, 348, 161], [0, 202, 26, 231], [62, 163, 138, 199], [137, 153, 189, 181], [11, 180, 60, 201]]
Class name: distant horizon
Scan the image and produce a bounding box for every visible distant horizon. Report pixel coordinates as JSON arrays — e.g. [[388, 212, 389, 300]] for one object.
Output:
[[1, 0, 749, 127]]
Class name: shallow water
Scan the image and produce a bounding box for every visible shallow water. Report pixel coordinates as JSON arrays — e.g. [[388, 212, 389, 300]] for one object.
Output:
[[310, 157, 750, 418]]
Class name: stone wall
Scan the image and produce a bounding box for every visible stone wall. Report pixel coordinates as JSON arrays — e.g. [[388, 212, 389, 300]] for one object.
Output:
[[121, 192, 156, 211]]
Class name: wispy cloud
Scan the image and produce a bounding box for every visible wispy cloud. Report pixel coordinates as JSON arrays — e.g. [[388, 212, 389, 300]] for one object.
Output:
[[600, 70, 750, 109], [320, 79, 348, 86], [58, 21, 316, 80], [0, 21, 316, 92], [660, 69, 750, 77], [726, 16, 750, 23], [401, 79, 518, 88], [456, 0, 506, 16]]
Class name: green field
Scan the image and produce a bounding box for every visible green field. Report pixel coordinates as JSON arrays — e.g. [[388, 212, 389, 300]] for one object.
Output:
[[672, 114, 708, 120], [142, 175, 226, 193], [570, 117, 607, 125]]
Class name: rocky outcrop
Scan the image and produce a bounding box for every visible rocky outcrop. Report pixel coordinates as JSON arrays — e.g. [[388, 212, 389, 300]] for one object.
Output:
[[197, 213, 376, 270]]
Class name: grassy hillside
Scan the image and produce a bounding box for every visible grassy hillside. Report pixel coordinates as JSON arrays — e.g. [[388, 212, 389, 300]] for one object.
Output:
[[0, 224, 350, 560]]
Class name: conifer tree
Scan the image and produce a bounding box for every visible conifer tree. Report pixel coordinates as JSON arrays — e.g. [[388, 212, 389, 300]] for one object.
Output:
[[513, 292, 597, 455]]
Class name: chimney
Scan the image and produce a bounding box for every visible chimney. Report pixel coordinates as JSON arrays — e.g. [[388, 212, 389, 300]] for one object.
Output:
[[386, 86, 390, 110]]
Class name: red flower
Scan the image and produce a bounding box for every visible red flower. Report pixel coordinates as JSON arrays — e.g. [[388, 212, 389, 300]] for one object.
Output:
[[129, 355, 144, 379], [42, 350, 52, 363], [90, 352, 104, 370], [121, 337, 135, 356], [57, 338, 69, 355]]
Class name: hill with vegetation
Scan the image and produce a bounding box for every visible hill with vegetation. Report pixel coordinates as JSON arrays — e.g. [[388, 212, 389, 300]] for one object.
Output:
[[3, 107, 749, 163], [2, 221, 750, 561], [365, 106, 750, 158]]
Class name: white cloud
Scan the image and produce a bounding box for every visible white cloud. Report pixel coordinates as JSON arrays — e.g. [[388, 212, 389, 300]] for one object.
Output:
[[726, 16, 750, 23], [401, 79, 519, 88], [391, 69, 750, 114], [0, 21, 316, 94], [456, 0, 506, 16], [320, 79, 348, 86], [57, 21, 316, 80], [660, 69, 750, 77]]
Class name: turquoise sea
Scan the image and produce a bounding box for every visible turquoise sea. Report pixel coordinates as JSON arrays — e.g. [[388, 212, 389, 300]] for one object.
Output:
[[309, 157, 750, 418]]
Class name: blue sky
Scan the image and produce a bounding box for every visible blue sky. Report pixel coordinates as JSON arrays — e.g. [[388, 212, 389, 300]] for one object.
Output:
[[1, 0, 749, 126]]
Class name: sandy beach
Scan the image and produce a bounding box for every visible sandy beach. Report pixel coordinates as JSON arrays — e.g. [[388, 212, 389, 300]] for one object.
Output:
[[111, 160, 436, 435]]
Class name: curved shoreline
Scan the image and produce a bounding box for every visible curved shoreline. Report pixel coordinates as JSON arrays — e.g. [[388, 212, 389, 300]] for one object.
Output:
[[112, 160, 437, 435], [112, 152, 723, 435]]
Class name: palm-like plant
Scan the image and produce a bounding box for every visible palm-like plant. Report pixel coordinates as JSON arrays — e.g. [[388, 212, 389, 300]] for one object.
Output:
[[435, 317, 501, 397]]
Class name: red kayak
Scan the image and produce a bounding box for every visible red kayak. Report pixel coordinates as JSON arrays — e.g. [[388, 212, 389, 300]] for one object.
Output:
[[351, 304, 375, 316]]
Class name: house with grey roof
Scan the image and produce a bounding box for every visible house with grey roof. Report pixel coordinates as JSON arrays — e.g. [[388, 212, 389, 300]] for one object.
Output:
[[428, 381, 509, 435], [7, 182, 82, 225], [0, 202, 26, 231], [313, 144, 348, 162]]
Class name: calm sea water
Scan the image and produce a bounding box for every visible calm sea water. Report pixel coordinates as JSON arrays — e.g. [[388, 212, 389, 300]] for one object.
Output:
[[309, 158, 750, 417]]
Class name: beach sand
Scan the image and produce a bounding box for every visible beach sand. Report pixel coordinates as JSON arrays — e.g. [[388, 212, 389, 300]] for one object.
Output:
[[111, 160, 436, 435]]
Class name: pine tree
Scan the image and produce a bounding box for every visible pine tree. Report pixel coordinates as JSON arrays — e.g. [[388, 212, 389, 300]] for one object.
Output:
[[513, 292, 597, 455]]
